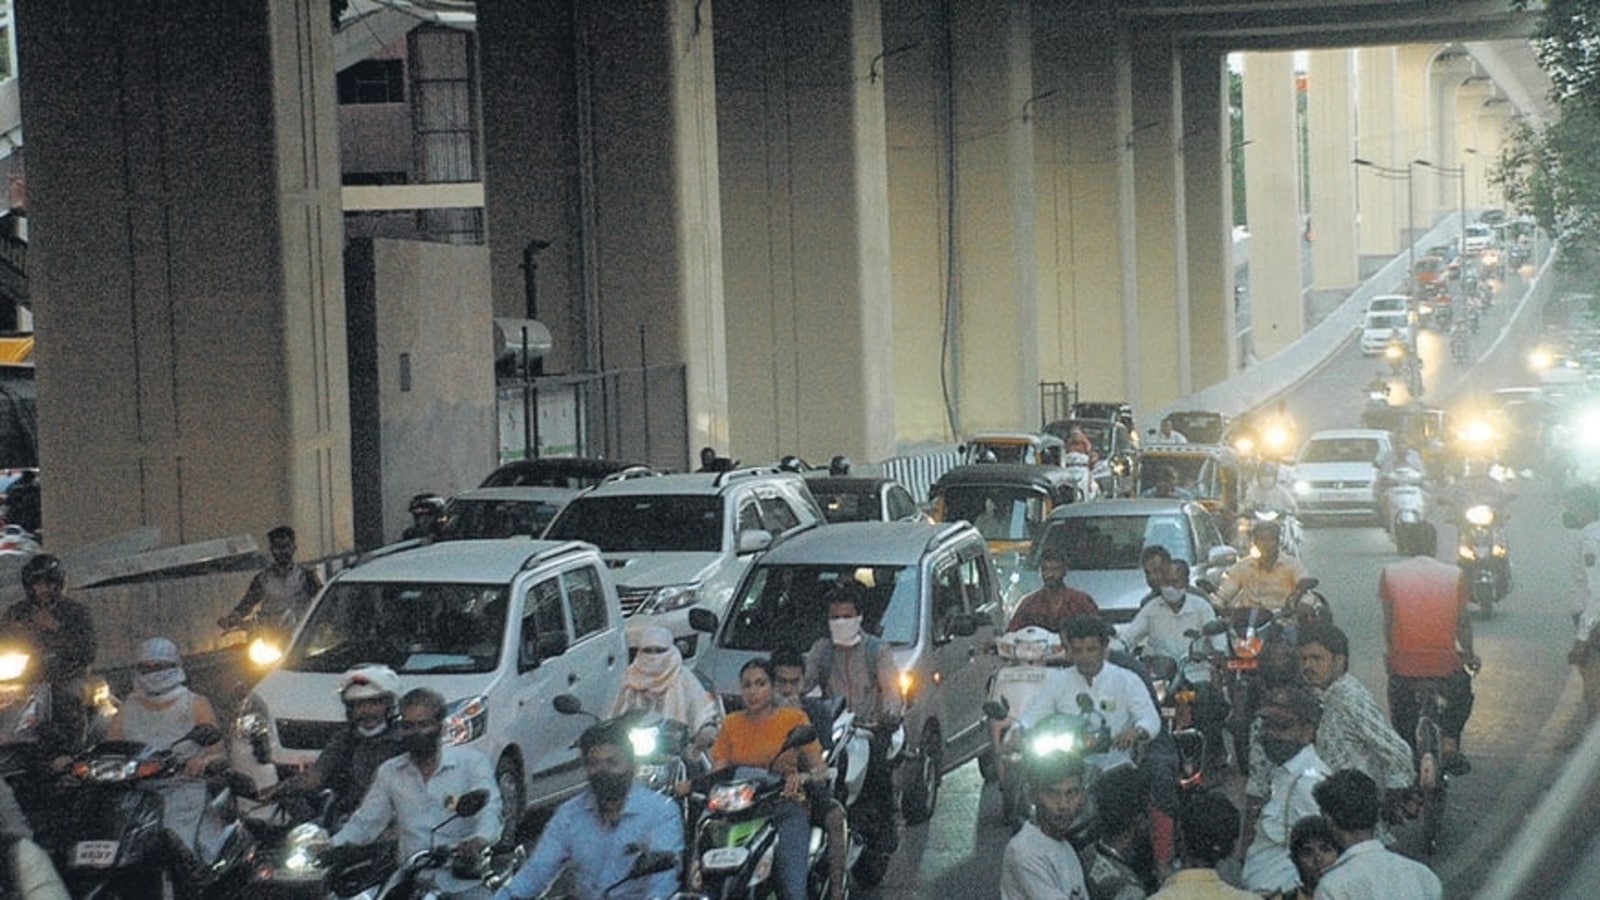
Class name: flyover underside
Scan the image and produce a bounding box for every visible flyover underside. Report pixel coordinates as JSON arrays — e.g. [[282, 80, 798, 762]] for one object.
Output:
[[1122, 1, 1535, 51]]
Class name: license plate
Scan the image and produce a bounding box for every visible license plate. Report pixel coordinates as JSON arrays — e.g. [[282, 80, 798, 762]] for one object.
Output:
[[72, 841, 119, 868], [1225, 659, 1258, 671], [702, 846, 750, 871]]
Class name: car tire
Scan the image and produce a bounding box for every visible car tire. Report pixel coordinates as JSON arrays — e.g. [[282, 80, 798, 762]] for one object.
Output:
[[495, 753, 526, 843], [901, 724, 942, 825]]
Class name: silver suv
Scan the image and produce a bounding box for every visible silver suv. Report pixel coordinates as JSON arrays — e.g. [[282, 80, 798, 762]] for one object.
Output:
[[239, 540, 628, 835], [692, 521, 1002, 825], [543, 468, 825, 659]]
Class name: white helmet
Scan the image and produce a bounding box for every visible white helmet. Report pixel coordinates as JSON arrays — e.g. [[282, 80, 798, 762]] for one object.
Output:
[[339, 664, 400, 705]]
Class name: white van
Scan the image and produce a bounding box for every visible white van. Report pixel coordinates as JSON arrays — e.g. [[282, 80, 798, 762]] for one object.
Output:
[[237, 540, 628, 834]]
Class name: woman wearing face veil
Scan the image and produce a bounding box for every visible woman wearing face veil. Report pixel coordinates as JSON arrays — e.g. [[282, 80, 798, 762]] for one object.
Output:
[[610, 625, 722, 754]]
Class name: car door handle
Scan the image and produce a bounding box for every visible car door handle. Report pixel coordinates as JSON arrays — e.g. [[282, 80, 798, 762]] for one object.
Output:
[[568, 673, 579, 686], [607, 655, 617, 668]]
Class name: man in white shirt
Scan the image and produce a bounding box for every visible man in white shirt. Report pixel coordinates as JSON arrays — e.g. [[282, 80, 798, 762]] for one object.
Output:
[[1564, 484, 1600, 721], [1000, 752, 1089, 900], [1241, 687, 1331, 893], [1123, 559, 1226, 772], [1312, 769, 1441, 899]]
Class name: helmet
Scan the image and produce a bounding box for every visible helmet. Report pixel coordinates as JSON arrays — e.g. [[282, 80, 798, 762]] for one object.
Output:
[[778, 455, 805, 473], [20, 554, 63, 588], [408, 493, 445, 516], [339, 664, 400, 705], [829, 455, 852, 477]]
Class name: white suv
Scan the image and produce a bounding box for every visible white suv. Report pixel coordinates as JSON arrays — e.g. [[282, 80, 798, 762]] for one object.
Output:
[[238, 540, 628, 834], [543, 468, 825, 659]]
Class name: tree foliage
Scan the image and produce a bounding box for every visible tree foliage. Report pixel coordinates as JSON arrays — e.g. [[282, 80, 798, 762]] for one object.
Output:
[[1495, 1, 1600, 270]]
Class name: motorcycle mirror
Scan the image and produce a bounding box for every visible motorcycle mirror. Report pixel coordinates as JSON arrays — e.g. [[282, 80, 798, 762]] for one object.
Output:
[[983, 699, 1011, 721], [185, 723, 226, 748], [1295, 577, 1320, 593], [552, 694, 587, 716], [1201, 620, 1230, 637], [454, 789, 491, 819], [1195, 579, 1218, 595]]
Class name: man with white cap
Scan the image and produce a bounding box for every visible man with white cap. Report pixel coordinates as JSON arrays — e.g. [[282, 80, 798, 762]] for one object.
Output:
[[106, 638, 224, 853], [263, 664, 406, 823], [610, 626, 720, 754]]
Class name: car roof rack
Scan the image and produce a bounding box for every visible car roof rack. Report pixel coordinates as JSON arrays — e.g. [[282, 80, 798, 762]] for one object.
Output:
[[519, 540, 594, 571], [714, 466, 782, 488], [600, 465, 660, 485]]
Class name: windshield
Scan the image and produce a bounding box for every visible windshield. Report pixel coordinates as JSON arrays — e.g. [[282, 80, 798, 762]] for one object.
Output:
[[968, 440, 1036, 464], [286, 581, 509, 674], [1038, 514, 1191, 570], [1300, 438, 1382, 464], [1136, 456, 1207, 495], [545, 495, 723, 553], [938, 485, 1047, 541], [1165, 413, 1223, 444], [721, 564, 919, 650], [438, 498, 563, 540], [1366, 313, 1408, 331], [813, 487, 879, 524]]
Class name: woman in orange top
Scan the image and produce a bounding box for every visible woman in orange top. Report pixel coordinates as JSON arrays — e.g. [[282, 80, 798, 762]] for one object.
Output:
[[709, 658, 824, 900]]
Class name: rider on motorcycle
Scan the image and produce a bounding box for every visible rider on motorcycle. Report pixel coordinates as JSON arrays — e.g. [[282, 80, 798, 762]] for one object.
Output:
[[1210, 520, 1310, 612], [218, 526, 322, 633], [402, 493, 446, 542], [260, 664, 406, 825], [3, 554, 97, 769], [1243, 462, 1298, 518]]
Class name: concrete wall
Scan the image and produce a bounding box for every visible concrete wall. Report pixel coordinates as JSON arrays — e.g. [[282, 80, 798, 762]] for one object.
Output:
[[346, 239, 496, 548]]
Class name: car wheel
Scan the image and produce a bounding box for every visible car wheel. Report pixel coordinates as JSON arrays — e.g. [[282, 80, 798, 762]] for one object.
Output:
[[495, 753, 526, 842], [901, 724, 942, 825]]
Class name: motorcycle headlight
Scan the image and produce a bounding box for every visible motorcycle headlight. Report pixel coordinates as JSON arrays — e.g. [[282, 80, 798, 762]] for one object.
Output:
[[708, 780, 757, 813], [1234, 436, 1256, 455], [442, 695, 489, 746], [1458, 544, 1476, 560], [247, 636, 285, 668], [280, 823, 331, 876], [1234, 634, 1263, 660], [1465, 505, 1495, 526], [1418, 303, 1434, 316], [1530, 348, 1554, 371], [645, 583, 700, 613], [1460, 422, 1495, 446], [0, 652, 29, 682], [629, 725, 662, 758], [1493, 544, 1508, 557], [235, 693, 272, 740], [1028, 730, 1078, 756]]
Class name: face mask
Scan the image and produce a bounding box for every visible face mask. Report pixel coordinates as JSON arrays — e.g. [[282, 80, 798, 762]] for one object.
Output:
[[1565, 510, 1587, 530], [355, 721, 389, 739], [1261, 734, 1302, 766], [135, 667, 185, 698], [401, 725, 442, 756], [829, 615, 864, 647], [1160, 585, 1184, 605], [590, 770, 633, 803], [635, 650, 674, 676]]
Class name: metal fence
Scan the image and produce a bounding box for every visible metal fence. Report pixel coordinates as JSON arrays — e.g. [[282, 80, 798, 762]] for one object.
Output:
[[496, 364, 689, 472], [879, 447, 963, 504]]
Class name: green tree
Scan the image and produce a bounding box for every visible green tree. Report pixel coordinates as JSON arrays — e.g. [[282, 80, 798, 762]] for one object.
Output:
[[1496, 1, 1600, 270]]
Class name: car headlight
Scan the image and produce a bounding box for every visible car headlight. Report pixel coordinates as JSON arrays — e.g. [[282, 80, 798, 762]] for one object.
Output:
[[0, 651, 29, 682], [1530, 348, 1554, 371], [1465, 505, 1495, 526], [645, 583, 701, 613], [443, 695, 489, 746], [1460, 421, 1495, 445], [247, 636, 285, 669], [1293, 480, 1312, 496]]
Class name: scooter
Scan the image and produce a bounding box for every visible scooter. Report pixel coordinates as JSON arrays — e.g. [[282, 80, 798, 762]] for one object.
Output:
[[52, 724, 258, 899], [986, 695, 1122, 847], [682, 725, 835, 900], [552, 694, 700, 821], [1383, 467, 1430, 555], [1457, 503, 1511, 615], [980, 627, 1066, 829]]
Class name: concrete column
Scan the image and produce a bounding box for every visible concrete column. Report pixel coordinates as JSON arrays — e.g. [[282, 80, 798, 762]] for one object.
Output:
[[1355, 47, 1401, 256], [1030, 1, 1132, 406], [1306, 50, 1359, 290], [16, 0, 352, 553], [713, 0, 895, 463], [478, 1, 729, 468], [1474, 109, 1512, 210], [1241, 52, 1303, 358], [1455, 85, 1491, 209], [1129, 38, 1187, 408], [1396, 45, 1437, 236], [1181, 48, 1235, 388]]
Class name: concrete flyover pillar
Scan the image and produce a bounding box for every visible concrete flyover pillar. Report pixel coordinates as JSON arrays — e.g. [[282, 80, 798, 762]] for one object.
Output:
[[1128, 37, 1188, 410], [1181, 48, 1235, 388], [1306, 50, 1359, 290], [1241, 52, 1303, 359], [16, 0, 352, 554], [1395, 45, 1437, 237], [1030, 1, 1133, 409], [713, 0, 895, 464], [1355, 47, 1401, 257], [478, 1, 728, 469]]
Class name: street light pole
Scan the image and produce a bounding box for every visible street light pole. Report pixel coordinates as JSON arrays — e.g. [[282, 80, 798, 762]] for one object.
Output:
[[1350, 156, 1414, 293], [1415, 159, 1467, 253]]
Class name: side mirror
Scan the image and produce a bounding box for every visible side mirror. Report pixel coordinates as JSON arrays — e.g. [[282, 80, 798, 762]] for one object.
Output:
[[454, 789, 491, 818], [736, 529, 774, 555], [1207, 545, 1239, 567], [947, 614, 979, 638], [688, 607, 720, 634]]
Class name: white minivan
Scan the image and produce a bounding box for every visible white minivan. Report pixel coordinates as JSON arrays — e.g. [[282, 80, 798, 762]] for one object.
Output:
[[1361, 310, 1413, 355], [237, 540, 628, 835]]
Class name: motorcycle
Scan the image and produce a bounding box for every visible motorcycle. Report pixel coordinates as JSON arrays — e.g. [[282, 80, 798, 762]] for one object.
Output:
[[682, 725, 838, 900], [985, 695, 1122, 846], [0, 524, 39, 561], [1139, 625, 1231, 788], [1234, 508, 1302, 560], [822, 706, 901, 887], [979, 628, 1066, 829], [1383, 467, 1430, 555], [320, 788, 523, 899], [52, 723, 258, 899], [1451, 329, 1470, 364], [1457, 503, 1511, 614], [552, 694, 699, 819]]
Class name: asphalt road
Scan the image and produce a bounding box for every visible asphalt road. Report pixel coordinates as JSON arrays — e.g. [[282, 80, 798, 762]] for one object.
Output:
[[867, 262, 1591, 899]]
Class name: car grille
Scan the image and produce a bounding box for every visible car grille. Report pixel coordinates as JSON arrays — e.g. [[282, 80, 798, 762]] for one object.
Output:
[[276, 718, 344, 752], [1310, 480, 1370, 490], [617, 586, 653, 616]]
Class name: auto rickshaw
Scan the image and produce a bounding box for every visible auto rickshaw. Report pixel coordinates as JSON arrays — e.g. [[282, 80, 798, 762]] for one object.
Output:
[[960, 431, 1068, 467], [1042, 417, 1139, 497], [1134, 444, 1243, 533], [928, 463, 1082, 580]]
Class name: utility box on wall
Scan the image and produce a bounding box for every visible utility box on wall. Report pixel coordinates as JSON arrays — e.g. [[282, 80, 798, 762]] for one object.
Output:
[[345, 238, 496, 548]]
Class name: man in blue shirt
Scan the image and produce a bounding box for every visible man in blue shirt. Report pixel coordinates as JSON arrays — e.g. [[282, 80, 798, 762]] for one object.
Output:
[[498, 720, 683, 899]]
